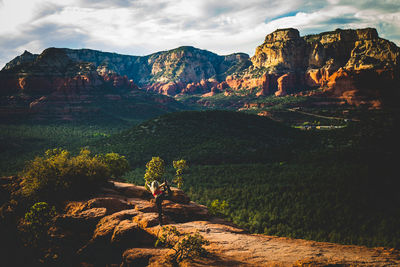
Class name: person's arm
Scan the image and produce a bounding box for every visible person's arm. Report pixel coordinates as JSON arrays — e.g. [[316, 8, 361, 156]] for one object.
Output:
[[159, 182, 166, 187]]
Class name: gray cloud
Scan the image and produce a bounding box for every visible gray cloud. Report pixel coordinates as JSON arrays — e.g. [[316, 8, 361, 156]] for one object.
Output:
[[339, 0, 400, 11], [77, 0, 136, 8], [0, 0, 399, 68], [32, 2, 65, 21]]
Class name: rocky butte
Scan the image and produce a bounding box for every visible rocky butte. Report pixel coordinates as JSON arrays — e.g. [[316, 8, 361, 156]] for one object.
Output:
[[228, 27, 399, 107]]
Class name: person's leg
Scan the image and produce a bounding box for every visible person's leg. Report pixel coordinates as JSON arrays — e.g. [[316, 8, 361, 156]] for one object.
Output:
[[165, 184, 172, 200], [156, 195, 164, 225]]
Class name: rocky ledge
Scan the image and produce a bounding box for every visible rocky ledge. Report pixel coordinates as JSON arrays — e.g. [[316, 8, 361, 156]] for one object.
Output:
[[33, 180, 400, 266]]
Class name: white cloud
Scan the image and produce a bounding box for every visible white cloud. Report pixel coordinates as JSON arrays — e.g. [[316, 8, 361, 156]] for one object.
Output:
[[0, 0, 399, 68]]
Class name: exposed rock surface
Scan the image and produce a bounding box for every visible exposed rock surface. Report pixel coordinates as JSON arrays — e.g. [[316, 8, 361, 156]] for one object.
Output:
[[40, 180, 400, 266], [244, 28, 400, 106], [0, 46, 250, 119], [1, 27, 398, 113], [198, 28, 399, 108]]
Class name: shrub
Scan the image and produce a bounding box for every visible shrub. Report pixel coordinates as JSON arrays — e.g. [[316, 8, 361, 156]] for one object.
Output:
[[99, 152, 130, 179], [209, 199, 229, 217], [22, 202, 56, 246], [155, 226, 209, 263], [21, 148, 129, 201]]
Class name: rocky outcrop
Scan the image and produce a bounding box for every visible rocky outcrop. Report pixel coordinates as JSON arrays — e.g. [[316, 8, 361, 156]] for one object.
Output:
[[252, 28, 307, 71], [251, 28, 399, 72], [43, 180, 400, 266], [225, 27, 400, 107], [2, 177, 400, 266]]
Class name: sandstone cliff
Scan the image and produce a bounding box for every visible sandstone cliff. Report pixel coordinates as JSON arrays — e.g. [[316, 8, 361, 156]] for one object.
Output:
[[239, 28, 400, 106], [1, 27, 399, 113]]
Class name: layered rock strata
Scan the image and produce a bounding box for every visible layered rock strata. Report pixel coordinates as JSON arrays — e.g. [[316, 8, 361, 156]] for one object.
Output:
[[239, 28, 399, 106], [1, 27, 399, 114]]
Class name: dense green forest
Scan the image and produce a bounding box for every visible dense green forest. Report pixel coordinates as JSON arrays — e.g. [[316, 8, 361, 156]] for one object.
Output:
[[112, 109, 400, 248], [91, 110, 307, 166], [0, 122, 134, 175], [1, 108, 399, 248]]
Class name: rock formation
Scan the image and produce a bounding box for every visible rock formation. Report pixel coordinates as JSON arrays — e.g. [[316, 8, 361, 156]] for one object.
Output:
[[2, 177, 399, 266], [0, 48, 186, 121], [1, 27, 398, 114], [243, 28, 399, 106]]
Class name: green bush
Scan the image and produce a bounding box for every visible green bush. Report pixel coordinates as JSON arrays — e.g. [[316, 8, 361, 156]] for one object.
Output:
[[209, 199, 229, 217], [155, 226, 209, 263], [99, 152, 130, 179], [22, 202, 56, 246], [21, 148, 129, 201]]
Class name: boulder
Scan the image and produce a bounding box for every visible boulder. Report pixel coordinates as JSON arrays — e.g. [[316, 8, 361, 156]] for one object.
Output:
[[65, 197, 134, 216], [133, 212, 173, 228], [77, 209, 141, 259], [163, 201, 209, 223], [169, 188, 190, 204], [55, 207, 107, 231], [121, 248, 169, 267], [111, 220, 155, 247], [92, 209, 139, 241], [112, 181, 153, 200]]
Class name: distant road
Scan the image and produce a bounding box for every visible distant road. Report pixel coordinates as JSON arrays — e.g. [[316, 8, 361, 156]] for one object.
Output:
[[287, 108, 359, 121]]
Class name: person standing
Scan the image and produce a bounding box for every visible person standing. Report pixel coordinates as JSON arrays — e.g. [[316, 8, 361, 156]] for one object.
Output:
[[147, 180, 171, 225]]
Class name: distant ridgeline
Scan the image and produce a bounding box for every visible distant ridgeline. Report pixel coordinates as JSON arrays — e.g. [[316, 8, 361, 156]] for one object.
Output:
[[0, 27, 399, 121]]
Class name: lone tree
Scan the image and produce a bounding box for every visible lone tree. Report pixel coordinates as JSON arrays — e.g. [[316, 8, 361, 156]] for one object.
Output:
[[173, 159, 188, 189], [144, 157, 165, 189]]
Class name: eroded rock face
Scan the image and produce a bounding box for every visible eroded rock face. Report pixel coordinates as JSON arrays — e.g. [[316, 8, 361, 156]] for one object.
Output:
[[1, 28, 398, 110], [49, 181, 213, 265], [231, 27, 399, 107], [251, 27, 398, 72], [252, 28, 306, 70]]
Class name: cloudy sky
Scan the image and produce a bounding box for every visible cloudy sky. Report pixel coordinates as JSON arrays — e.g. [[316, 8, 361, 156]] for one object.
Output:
[[0, 0, 399, 68]]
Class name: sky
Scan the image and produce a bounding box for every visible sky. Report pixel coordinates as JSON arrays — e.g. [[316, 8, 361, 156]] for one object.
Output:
[[0, 0, 399, 68]]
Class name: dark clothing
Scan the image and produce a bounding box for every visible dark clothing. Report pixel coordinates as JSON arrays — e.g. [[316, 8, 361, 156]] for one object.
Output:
[[155, 184, 172, 225]]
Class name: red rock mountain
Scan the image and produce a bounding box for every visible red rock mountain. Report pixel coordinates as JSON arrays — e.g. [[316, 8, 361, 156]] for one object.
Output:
[[0, 27, 399, 118], [0, 48, 185, 121], [227, 28, 400, 107]]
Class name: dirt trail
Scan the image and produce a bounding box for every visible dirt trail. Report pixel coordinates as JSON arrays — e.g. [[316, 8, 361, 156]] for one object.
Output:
[[171, 221, 400, 266], [287, 108, 359, 121]]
